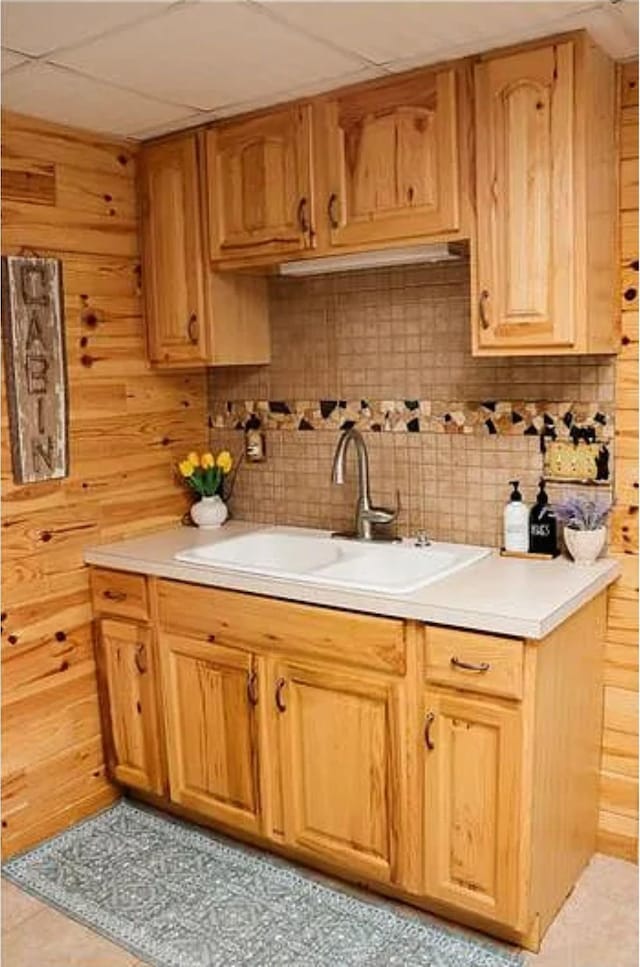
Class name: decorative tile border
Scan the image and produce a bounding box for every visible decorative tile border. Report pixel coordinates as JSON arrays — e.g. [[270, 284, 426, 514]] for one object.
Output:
[[209, 399, 613, 441]]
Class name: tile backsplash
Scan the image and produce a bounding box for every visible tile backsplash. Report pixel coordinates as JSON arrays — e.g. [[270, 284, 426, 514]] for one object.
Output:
[[208, 260, 614, 547]]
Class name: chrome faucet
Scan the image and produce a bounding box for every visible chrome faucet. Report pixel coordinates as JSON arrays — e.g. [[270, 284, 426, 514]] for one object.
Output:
[[331, 428, 399, 541]]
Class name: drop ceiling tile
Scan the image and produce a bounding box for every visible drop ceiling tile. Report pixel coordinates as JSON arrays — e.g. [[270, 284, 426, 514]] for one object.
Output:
[[578, 2, 640, 60], [260, 1, 605, 67], [382, 1, 639, 72], [1, 48, 29, 73], [52, 1, 369, 111], [209, 65, 386, 121], [1, 1, 169, 58], [1, 62, 196, 137]]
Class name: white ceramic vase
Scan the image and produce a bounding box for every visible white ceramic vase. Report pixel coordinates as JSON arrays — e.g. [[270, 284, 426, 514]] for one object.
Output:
[[563, 526, 606, 566], [190, 495, 228, 529]]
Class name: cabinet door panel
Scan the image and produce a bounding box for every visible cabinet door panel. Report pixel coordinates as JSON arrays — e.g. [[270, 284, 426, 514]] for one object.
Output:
[[276, 661, 400, 883], [97, 619, 165, 795], [159, 633, 262, 834], [423, 689, 523, 927], [139, 136, 208, 366], [207, 105, 313, 262], [474, 42, 575, 349], [320, 68, 459, 248]]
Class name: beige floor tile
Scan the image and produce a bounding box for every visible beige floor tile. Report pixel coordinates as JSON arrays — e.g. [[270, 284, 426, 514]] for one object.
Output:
[[2, 904, 138, 967], [1, 880, 48, 934], [525, 854, 638, 967]]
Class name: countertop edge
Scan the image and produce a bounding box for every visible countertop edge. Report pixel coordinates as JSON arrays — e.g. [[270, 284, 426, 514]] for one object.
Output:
[[84, 540, 620, 641]]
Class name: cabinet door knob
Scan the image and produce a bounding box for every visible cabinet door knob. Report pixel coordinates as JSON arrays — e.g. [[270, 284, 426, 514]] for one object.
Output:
[[247, 670, 259, 706], [424, 711, 435, 750], [275, 677, 287, 712], [187, 313, 198, 344], [450, 656, 491, 673], [479, 289, 491, 330], [103, 589, 127, 602], [327, 192, 339, 229], [297, 196, 310, 234], [135, 642, 148, 675]]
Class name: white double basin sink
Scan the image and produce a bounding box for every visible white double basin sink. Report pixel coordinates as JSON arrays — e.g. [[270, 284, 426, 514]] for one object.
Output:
[[175, 527, 491, 596]]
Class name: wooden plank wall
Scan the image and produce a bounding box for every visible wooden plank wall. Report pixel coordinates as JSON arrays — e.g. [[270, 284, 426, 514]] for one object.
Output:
[[597, 61, 639, 863], [0, 111, 208, 858]]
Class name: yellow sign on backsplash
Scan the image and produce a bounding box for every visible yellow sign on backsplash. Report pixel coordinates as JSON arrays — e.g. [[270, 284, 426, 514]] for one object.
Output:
[[544, 440, 609, 483]]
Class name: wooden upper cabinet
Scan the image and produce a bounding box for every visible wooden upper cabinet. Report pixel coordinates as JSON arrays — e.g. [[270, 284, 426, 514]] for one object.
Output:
[[315, 68, 460, 250], [206, 105, 314, 263], [473, 36, 617, 354], [422, 688, 523, 928], [275, 659, 402, 884], [158, 632, 264, 836], [96, 619, 165, 796], [138, 135, 209, 366]]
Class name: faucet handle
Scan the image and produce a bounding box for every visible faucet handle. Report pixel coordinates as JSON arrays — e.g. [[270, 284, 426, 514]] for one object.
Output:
[[365, 505, 397, 524], [363, 489, 400, 525]]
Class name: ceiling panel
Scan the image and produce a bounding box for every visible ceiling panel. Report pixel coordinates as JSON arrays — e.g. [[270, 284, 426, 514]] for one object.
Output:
[[1, 48, 29, 74], [259, 1, 598, 66], [1, 62, 195, 137], [1, 1, 169, 58], [52, 1, 369, 111]]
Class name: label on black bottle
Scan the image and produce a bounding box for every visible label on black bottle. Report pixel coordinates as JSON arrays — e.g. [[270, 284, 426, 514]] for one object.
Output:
[[529, 508, 557, 555]]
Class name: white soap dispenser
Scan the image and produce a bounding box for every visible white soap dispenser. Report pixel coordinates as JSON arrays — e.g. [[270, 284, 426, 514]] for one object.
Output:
[[503, 480, 529, 553]]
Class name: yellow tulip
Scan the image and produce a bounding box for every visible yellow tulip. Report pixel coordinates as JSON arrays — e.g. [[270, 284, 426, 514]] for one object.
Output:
[[201, 452, 215, 469], [216, 450, 233, 474], [187, 451, 200, 468], [179, 459, 194, 478]]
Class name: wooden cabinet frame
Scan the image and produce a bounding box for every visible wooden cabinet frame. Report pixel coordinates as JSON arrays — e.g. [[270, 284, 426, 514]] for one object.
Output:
[[94, 617, 166, 797], [90, 568, 607, 953], [422, 687, 524, 927], [273, 657, 405, 884], [139, 30, 616, 359], [206, 105, 315, 262], [157, 632, 266, 836], [471, 32, 617, 355]]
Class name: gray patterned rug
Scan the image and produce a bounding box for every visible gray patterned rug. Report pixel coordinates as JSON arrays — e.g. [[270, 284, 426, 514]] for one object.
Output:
[[3, 800, 523, 967]]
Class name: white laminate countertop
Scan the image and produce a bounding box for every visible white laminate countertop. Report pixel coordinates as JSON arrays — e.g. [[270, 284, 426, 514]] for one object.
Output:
[[84, 521, 620, 640]]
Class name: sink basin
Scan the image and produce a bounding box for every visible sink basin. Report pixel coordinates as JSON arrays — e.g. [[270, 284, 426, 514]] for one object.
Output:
[[175, 528, 491, 596]]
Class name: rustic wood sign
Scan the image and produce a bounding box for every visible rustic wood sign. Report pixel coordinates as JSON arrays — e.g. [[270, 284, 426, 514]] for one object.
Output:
[[1, 255, 69, 483]]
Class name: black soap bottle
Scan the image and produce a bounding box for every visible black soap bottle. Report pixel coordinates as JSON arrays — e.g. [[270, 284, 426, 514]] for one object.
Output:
[[529, 479, 558, 556]]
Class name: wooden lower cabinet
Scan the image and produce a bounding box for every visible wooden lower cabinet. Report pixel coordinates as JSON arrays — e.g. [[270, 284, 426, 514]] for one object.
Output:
[[422, 688, 523, 927], [158, 633, 263, 835], [274, 659, 402, 884], [95, 618, 165, 796], [91, 570, 607, 952]]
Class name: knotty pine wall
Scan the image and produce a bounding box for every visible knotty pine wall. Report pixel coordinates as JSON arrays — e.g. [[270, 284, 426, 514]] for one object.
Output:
[[597, 61, 639, 863], [0, 111, 208, 858]]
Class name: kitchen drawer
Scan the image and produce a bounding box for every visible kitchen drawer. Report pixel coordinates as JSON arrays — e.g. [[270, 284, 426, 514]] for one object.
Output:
[[157, 580, 406, 675], [425, 626, 523, 700], [90, 568, 149, 622]]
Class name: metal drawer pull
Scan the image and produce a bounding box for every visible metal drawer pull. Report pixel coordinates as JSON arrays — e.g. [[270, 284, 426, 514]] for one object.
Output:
[[424, 711, 435, 750], [327, 192, 339, 229], [103, 589, 127, 602], [134, 643, 147, 675], [450, 656, 491, 673], [297, 196, 310, 233], [275, 677, 287, 713], [478, 289, 491, 330], [247, 670, 259, 707], [187, 313, 198, 344]]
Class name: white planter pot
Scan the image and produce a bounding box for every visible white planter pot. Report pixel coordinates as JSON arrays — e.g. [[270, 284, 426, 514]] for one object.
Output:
[[563, 526, 606, 566], [190, 495, 228, 529]]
